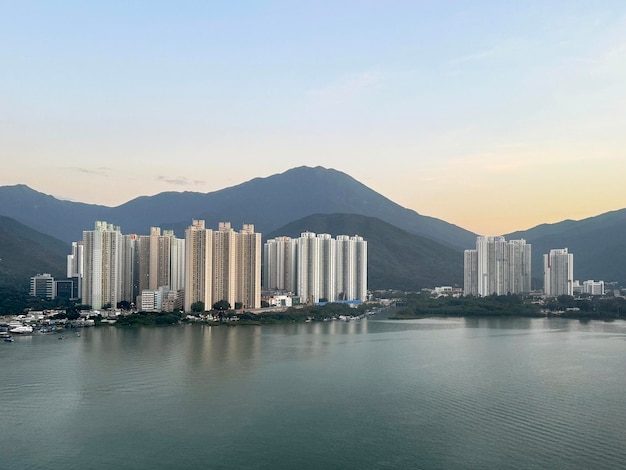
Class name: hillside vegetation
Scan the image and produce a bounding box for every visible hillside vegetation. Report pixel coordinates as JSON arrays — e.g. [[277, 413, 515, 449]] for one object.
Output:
[[267, 213, 463, 291], [0, 216, 69, 290]]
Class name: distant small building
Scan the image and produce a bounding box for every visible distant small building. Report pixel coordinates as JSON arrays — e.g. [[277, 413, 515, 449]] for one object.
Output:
[[30, 273, 55, 299], [432, 286, 463, 297], [162, 289, 184, 312], [263, 295, 293, 308], [54, 279, 74, 299], [140, 286, 183, 312], [583, 280, 604, 296], [141, 288, 164, 312]]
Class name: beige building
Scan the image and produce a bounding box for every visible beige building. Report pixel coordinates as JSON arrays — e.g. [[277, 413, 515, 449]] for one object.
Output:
[[184, 219, 213, 313], [183, 220, 261, 311], [149, 227, 171, 290], [238, 224, 262, 309], [82, 221, 123, 310], [212, 222, 238, 309]]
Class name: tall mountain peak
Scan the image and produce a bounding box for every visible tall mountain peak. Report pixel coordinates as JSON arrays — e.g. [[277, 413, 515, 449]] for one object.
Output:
[[0, 167, 475, 250]]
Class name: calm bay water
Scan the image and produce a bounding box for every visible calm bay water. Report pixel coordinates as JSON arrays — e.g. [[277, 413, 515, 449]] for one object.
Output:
[[2, 315, 626, 469]]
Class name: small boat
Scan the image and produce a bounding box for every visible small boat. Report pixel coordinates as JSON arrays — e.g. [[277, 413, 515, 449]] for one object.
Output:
[[10, 325, 33, 334], [58, 335, 65, 340], [75, 332, 81, 337], [4, 336, 14, 342]]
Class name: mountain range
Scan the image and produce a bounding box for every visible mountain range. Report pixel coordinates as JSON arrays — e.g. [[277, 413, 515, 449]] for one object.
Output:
[[0, 166, 475, 250], [504, 209, 626, 286], [0, 165, 625, 290]]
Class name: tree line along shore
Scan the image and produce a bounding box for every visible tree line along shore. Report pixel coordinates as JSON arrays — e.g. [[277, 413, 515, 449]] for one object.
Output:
[[391, 293, 626, 320]]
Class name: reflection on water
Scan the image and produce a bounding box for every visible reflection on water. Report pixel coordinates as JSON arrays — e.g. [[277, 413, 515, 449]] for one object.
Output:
[[2, 316, 626, 470]]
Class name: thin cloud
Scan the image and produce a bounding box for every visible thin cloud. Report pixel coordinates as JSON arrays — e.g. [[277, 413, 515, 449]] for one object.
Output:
[[449, 46, 500, 66], [447, 36, 535, 70], [156, 176, 206, 186], [66, 166, 113, 176], [308, 71, 381, 105]]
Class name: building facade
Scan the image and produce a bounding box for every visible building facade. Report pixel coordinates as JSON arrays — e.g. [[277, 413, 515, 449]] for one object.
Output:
[[263, 236, 297, 294], [68, 219, 257, 312], [81, 221, 123, 310], [238, 224, 262, 309], [184, 219, 213, 313], [67, 241, 84, 299], [183, 220, 261, 312], [583, 280, 604, 296], [464, 236, 531, 296], [263, 232, 368, 304], [149, 227, 171, 290], [30, 273, 55, 299], [544, 248, 574, 297]]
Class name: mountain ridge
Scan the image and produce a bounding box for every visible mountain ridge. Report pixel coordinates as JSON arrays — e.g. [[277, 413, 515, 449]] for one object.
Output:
[[0, 166, 476, 250], [2, 166, 626, 285], [504, 208, 626, 284]]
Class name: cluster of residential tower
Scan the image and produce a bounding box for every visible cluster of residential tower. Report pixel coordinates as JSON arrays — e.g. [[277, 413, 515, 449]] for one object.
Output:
[[31, 221, 369, 312], [28, 222, 607, 308], [463, 236, 604, 297], [264, 232, 368, 304]]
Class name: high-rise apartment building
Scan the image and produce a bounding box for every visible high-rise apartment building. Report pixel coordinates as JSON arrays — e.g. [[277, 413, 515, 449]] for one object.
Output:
[[264, 232, 368, 304], [183, 220, 260, 311], [184, 219, 213, 313], [335, 235, 355, 301], [67, 241, 84, 299], [507, 239, 532, 294], [335, 234, 368, 302], [238, 224, 261, 309], [263, 236, 297, 293], [464, 236, 531, 296], [318, 234, 336, 302], [168, 231, 186, 292], [353, 235, 368, 302], [131, 229, 184, 305], [136, 234, 151, 294], [297, 232, 320, 304], [463, 249, 478, 297], [149, 227, 171, 290], [212, 222, 238, 308], [120, 234, 137, 304], [544, 248, 574, 297], [68, 219, 255, 312], [82, 221, 123, 310]]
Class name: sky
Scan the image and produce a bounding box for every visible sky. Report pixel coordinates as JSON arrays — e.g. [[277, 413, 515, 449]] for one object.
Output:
[[2, 1, 626, 236]]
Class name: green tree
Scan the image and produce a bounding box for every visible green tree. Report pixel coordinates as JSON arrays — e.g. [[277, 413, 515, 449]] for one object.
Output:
[[66, 311, 80, 320], [190, 301, 205, 313], [235, 302, 243, 310], [213, 300, 231, 311]]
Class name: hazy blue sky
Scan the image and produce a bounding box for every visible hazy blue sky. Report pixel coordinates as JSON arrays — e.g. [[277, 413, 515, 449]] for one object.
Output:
[[2, 1, 626, 235]]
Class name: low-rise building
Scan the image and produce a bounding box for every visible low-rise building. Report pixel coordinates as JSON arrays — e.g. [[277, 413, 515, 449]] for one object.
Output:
[[30, 273, 55, 299]]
